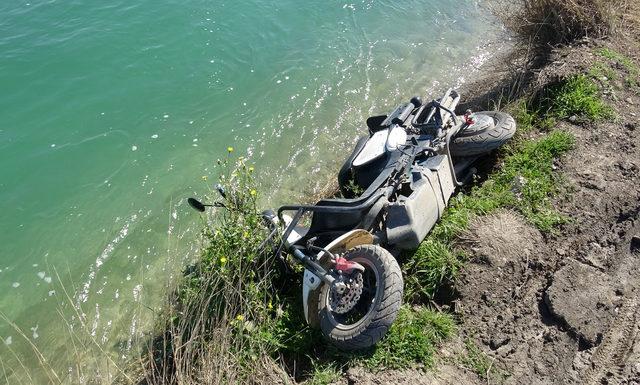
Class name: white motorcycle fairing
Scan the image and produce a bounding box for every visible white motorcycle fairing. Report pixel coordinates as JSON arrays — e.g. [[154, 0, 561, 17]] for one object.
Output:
[[352, 125, 407, 167], [302, 229, 374, 327]]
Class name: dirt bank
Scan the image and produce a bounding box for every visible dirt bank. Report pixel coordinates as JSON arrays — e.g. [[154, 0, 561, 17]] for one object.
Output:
[[456, 40, 640, 385], [329, 38, 640, 385]]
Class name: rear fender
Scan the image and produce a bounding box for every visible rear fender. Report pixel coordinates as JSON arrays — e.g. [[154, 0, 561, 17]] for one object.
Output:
[[303, 230, 374, 327]]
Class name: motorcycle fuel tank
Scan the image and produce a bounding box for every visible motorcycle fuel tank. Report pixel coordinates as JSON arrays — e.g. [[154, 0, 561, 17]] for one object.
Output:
[[385, 154, 455, 249]]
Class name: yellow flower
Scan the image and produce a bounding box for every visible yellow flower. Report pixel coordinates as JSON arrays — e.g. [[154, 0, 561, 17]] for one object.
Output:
[[236, 314, 244, 321], [248, 166, 254, 172], [243, 231, 249, 238], [227, 146, 234, 153], [201, 175, 208, 181], [219, 256, 227, 264], [268, 301, 273, 310], [250, 189, 257, 196]]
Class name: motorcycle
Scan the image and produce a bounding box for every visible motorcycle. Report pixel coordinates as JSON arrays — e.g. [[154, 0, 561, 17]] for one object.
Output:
[[189, 88, 516, 349]]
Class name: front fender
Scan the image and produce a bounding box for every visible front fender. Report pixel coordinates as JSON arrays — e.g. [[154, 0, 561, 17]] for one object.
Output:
[[303, 229, 374, 327]]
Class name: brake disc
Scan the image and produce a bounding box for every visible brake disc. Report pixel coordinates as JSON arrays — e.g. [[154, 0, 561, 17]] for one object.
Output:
[[329, 272, 364, 314]]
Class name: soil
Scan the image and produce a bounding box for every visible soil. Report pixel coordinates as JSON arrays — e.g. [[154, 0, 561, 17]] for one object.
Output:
[[329, 38, 640, 385]]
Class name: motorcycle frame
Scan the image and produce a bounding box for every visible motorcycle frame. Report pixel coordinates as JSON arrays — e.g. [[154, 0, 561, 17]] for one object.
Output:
[[270, 95, 475, 326]]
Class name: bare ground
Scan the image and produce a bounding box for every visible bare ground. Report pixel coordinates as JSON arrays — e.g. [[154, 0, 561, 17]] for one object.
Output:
[[330, 39, 640, 385]]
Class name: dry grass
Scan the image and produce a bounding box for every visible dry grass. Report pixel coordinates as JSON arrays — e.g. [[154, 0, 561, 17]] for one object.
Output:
[[505, 0, 630, 46]]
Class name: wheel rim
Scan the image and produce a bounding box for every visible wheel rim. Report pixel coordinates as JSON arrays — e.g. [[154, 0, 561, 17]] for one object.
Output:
[[325, 256, 381, 329], [456, 113, 496, 137]]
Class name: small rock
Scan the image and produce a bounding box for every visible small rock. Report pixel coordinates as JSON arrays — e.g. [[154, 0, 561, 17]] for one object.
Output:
[[512, 175, 527, 194], [490, 335, 511, 350], [631, 236, 640, 252], [556, 248, 567, 256], [569, 115, 578, 122], [346, 367, 364, 383], [625, 97, 634, 105], [617, 160, 637, 172]]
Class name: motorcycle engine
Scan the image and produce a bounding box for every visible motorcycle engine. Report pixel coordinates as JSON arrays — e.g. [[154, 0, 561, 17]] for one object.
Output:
[[329, 272, 364, 314]]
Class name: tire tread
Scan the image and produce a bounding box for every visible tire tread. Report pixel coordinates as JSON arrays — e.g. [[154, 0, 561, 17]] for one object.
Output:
[[319, 244, 403, 350]]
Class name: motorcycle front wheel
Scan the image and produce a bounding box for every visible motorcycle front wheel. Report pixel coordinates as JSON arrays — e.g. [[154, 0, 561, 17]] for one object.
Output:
[[318, 244, 403, 350]]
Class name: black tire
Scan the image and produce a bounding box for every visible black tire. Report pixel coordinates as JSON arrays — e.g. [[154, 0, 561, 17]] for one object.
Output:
[[318, 244, 403, 350], [338, 136, 368, 198], [450, 111, 516, 157]]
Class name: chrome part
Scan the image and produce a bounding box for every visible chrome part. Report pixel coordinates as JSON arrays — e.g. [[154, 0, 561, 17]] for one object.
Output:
[[329, 272, 364, 314]]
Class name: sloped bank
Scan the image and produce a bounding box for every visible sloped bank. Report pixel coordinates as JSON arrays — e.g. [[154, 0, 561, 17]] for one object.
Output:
[[420, 41, 640, 385]]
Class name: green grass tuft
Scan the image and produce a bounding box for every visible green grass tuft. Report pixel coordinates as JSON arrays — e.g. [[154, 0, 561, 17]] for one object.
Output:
[[458, 338, 509, 381], [588, 62, 618, 82], [492, 130, 574, 231], [305, 363, 341, 385], [597, 47, 639, 74], [403, 239, 464, 300], [358, 306, 455, 370], [596, 47, 640, 94], [547, 74, 615, 121]]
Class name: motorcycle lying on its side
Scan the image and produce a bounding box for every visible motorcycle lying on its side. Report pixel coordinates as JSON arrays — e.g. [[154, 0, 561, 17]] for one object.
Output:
[[189, 88, 516, 350]]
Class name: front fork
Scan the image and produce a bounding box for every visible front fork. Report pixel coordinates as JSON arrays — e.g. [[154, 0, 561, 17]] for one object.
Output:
[[266, 209, 374, 327], [290, 247, 335, 285]]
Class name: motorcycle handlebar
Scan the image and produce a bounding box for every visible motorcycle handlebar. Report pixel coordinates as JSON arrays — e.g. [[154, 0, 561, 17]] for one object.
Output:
[[392, 102, 417, 125]]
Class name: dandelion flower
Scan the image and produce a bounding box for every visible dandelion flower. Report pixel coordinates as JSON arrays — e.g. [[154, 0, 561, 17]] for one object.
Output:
[[250, 189, 257, 196], [219, 256, 227, 264], [227, 146, 234, 153], [248, 166, 254, 172], [268, 301, 273, 310], [201, 175, 208, 181], [236, 314, 244, 321]]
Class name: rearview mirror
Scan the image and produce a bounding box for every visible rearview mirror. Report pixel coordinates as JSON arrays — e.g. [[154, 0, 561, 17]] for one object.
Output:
[[188, 198, 207, 212]]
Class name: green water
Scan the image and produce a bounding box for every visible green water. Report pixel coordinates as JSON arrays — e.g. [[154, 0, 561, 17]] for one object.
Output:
[[0, 0, 503, 382]]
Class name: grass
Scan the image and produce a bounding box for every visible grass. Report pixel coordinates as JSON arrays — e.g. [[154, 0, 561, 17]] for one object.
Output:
[[545, 74, 615, 121], [269, 304, 455, 378], [358, 307, 455, 370], [133, 156, 292, 384], [459, 338, 508, 382], [304, 364, 341, 385], [596, 47, 640, 94], [588, 62, 618, 82], [597, 47, 639, 74]]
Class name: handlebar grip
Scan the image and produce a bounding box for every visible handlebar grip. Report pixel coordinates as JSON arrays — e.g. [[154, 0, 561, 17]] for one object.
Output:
[[392, 102, 416, 125]]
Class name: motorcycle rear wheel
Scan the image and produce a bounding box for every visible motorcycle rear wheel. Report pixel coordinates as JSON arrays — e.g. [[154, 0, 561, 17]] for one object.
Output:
[[450, 111, 516, 156], [318, 244, 403, 350]]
